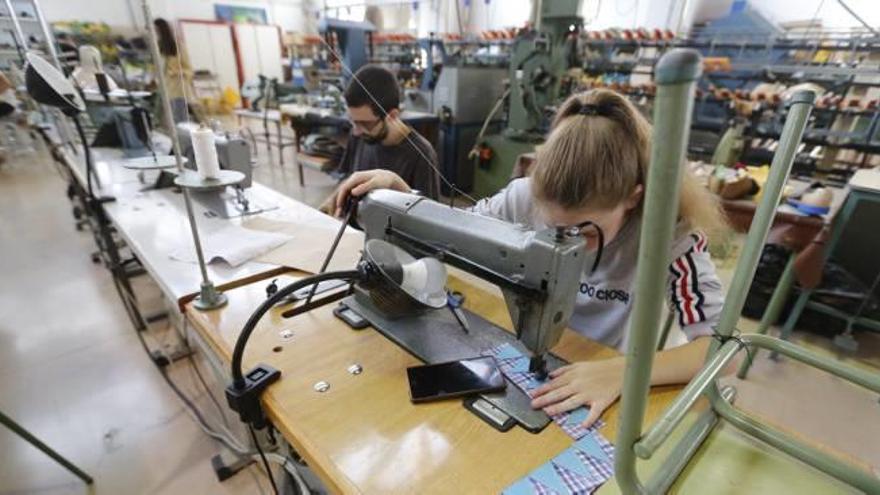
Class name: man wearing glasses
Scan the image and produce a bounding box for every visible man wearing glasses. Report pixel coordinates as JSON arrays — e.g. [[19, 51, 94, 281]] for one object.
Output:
[[320, 65, 440, 213]]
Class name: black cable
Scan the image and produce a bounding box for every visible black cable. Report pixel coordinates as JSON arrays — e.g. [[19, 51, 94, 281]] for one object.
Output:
[[188, 349, 232, 428], [711, 327, 754, 362], [110, 274, 252, 455], [129, 312, 253, 455], [231, 269, 362, 387], [71, 114, 95, 200], [574, 220, 605, 274], [249, 425, 280, 495]]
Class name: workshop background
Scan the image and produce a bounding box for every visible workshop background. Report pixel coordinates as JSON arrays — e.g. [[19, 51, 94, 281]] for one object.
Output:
[[1, 0, 879, 494]]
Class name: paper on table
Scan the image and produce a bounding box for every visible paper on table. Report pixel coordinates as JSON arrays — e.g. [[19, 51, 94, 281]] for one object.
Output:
[[243, 217, 364, 274], [168, 224, 291, 268]]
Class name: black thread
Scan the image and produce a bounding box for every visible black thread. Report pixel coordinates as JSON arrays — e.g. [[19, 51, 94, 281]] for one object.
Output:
[[574, 220, 604, 275], [711, 327, 754, 362]]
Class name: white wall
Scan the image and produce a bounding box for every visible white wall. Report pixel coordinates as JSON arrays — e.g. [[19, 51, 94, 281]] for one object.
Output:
[[749, 0, 880, 30], [43, 0, 137, 27], [40, 0, 880, 36], [42, 0, 315, 32]]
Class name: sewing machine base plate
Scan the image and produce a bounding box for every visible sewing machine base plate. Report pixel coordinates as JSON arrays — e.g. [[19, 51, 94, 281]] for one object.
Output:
[[344, 291, 566, 433]]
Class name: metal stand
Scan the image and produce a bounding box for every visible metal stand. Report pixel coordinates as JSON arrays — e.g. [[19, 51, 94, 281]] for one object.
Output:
[[141, 0, 230, 311], [0, 410, 93, 484]]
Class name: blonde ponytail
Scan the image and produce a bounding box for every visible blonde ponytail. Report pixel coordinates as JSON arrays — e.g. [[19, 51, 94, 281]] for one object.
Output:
[[531, 89, 726, 237]]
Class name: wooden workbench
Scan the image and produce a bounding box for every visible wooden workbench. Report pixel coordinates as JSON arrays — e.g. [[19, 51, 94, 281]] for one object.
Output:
[[185, 272, 870, 494], [185, 270, 683, 494]]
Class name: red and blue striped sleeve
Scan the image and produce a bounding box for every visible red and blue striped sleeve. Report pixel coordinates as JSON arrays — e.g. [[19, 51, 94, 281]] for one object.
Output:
[[667, 231, 724, 340]]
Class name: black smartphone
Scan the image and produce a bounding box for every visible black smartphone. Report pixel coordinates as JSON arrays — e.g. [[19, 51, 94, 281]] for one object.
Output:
[[407, 356, 506, 403]]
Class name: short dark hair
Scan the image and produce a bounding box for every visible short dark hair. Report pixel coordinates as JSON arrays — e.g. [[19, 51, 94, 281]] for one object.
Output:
[[344, 65, 399, 117]]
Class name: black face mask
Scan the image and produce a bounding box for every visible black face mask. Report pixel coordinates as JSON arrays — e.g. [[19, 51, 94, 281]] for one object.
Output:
[[360, 119, 389, 144]]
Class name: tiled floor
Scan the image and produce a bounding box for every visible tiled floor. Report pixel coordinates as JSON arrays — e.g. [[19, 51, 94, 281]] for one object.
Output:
[[1, 126, 878, 494]]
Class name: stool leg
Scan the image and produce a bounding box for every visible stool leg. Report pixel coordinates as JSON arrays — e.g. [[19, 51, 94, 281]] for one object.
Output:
[[738, 253, 796, 378], [771, 289, 812, 360], [0, 410, 93, 484], [657, 311, 674, 351]]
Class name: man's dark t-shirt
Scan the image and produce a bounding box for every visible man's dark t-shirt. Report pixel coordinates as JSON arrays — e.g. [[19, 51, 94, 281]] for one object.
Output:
[[336, 130, 440, 199]]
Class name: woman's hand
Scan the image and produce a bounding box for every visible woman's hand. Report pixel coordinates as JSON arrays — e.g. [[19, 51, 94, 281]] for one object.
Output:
[[530, 358, 625, 428], [333, 170, 411, 217]]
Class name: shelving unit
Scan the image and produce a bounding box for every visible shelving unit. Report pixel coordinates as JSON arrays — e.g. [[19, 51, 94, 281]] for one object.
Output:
[[577, 21, 880, 180], [0, 0, 60, 70]]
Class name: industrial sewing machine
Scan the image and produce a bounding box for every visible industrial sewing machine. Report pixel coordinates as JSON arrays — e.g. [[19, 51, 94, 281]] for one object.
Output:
[[339, 189, 594, 431], [174, 122, 275, 218]]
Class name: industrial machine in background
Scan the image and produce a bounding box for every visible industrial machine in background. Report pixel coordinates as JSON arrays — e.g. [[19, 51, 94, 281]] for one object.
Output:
[[471, 0, 583, 198], [406, 58, 508, 193], [319, 18, 376, 83]]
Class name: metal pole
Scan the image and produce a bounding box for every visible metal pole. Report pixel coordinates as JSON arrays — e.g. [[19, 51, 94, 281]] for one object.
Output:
[[737, 253, 796, 378], [141, 0, 226, 309], [534, 0, 544, 32], [614, 48, 702, 495], [3, 0, 26, 57], [0, 410, 93, 484], [708, 91, 815, 347], [837, 0, 878, 36], [31, 0, 62, 69], [713, 397, 880, 492]]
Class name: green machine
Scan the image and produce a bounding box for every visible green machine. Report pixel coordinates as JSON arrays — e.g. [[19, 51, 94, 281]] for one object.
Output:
[[472, 0, 582, 198]]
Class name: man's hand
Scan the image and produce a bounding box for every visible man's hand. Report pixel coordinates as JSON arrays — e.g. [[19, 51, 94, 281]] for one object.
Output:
[[334, 170, 410, 216], [530, 358, 625, 428]]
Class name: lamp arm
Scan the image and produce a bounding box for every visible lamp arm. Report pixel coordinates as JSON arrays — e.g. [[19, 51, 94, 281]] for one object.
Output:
[[71, 114, 95, 200], [225, 269, 362, 429]]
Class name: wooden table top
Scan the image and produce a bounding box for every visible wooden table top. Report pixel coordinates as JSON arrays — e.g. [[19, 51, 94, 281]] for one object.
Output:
[[186, 270, 684, 494]]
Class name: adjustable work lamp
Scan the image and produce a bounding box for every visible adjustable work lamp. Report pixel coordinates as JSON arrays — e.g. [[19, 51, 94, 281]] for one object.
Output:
[[24, 52, 105, 200], [226, 237, 447, 429]]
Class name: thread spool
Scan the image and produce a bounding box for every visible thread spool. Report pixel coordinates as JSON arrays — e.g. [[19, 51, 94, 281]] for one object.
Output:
[[192, 125, 221, 179]]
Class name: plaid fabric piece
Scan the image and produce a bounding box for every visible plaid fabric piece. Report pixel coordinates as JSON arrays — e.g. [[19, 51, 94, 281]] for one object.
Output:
[[553, 412, 604, 440], [483, 344, 610, 441], [495, 356, 529, 370], [551, 461, 594, 495], [595, 434, 615, 464], [574, 448, 614, 483], [528, 477, 560, 495]]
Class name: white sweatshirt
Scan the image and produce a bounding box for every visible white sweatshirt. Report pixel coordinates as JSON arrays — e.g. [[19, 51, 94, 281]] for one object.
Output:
[[471, 178, 724, 351]]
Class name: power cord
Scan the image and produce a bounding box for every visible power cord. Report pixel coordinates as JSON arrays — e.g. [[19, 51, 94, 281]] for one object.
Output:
[[226, 270, 363, 432], [111, 274, 254, 456], [249, 425, 280, 495]]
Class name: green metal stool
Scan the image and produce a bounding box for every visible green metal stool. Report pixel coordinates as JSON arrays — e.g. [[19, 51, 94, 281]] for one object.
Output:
[[613, 49, 880, 494], [775, 187, 880, 354], [0, 410, 93, 485]]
